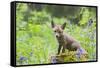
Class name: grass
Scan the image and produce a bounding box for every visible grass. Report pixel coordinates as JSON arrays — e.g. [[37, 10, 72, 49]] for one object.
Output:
[[16, 21, 96, 65]]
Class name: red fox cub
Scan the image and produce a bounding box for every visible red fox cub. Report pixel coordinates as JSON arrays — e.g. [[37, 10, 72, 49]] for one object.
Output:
[[51, 20, 87, 55]]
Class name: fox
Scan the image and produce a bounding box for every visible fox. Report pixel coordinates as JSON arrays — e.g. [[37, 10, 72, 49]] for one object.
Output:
[[51, 20, 87, 55]]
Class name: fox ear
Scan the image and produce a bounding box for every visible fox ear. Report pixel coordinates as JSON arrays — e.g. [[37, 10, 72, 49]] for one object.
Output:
[[51, 20, 55, 28], [61, 22, 66, 29]]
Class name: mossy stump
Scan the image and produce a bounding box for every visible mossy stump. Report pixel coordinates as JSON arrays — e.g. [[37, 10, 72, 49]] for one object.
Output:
[[50, 51, 88, 63]]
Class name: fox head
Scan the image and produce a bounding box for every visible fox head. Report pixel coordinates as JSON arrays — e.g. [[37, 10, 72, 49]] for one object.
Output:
[[51, 20, 66, 38]]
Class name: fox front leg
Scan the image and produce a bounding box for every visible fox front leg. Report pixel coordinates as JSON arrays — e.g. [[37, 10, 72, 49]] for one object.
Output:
[[57, 44, 62, 55], [62, 45, 66, 53]]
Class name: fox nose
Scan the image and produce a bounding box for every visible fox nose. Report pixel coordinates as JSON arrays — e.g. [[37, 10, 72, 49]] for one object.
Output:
[[56, 35, 59, 37], [55, 33, 59, 38]]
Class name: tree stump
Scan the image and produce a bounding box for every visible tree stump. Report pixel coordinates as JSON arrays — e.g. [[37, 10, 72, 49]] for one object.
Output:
[[50, 51, 88, 63]]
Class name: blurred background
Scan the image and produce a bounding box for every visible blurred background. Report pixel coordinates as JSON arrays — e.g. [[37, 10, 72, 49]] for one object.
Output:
[[16, 2, 97, 65]]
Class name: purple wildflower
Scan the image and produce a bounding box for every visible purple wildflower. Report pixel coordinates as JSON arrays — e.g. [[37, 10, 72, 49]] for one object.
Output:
[[51, 56, 57, 63], [79, 48, 83, 54], [76, 47, 87, 60], [20, 56, 27, 61], [76, 48, 84, 59]]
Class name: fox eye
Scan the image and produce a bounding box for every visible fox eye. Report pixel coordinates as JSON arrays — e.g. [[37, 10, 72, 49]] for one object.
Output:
[[59, 31, 61, 33], [59, 31, 62, 33], [54, 31, 56, 32]]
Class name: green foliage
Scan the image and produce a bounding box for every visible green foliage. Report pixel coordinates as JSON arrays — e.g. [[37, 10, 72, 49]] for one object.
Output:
[[16, 3, 97, 65]]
